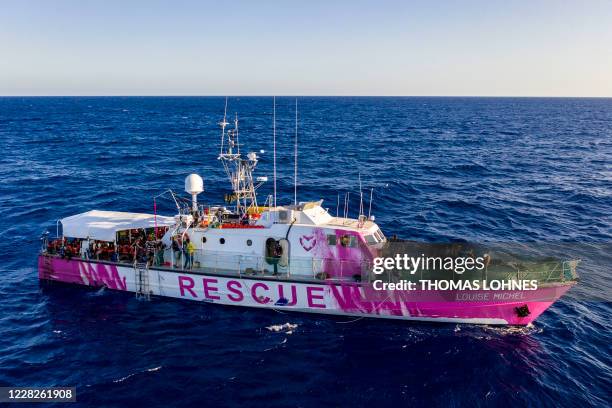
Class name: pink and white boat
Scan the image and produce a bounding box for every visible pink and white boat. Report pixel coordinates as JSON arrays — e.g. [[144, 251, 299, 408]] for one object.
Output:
[[38, 106, 578, 325]]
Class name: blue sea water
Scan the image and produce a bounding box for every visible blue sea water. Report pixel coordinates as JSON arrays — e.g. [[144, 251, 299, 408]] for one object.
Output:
[[0, 97, 610, 407]]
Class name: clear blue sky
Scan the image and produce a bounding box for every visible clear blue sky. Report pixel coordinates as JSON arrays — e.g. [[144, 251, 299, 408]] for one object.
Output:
[[1, 0, 611, 96]]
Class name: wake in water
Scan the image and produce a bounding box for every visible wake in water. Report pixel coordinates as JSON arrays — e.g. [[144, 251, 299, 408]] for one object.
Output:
[[481, 323, 543, 336], [112, 366, 162, 384], [266, 323, 298, 334]]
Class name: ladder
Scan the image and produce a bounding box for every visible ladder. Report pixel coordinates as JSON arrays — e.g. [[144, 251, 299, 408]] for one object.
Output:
[[134, 262, 151, 300]]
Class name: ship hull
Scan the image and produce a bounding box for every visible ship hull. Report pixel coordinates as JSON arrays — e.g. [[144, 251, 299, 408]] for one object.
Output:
[[38, 255, 575, 325]]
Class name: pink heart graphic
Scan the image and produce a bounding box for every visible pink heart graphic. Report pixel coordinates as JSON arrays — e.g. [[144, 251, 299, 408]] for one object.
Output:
[[299, 235, 316, 251]]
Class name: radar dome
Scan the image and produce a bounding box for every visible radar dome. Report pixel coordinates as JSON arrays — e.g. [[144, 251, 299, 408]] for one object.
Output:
[[185, 174, 204, 195]]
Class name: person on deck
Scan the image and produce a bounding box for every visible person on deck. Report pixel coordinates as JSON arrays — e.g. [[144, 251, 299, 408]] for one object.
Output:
[[145, 239, 156, 266], [172, 237, 181, 268], [155, 241, 165, 266], [183, 237, 195, 269], [94, 242, 103, 260], [80, 239, 89, 259], [110, 245, 119, 263], [133, 238, 145, 264]]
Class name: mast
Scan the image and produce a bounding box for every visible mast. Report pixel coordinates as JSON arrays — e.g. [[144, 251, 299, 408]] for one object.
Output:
[[294, 98, 298, 206], [218, 99, 263, 216], [273, 96, 277, 208]]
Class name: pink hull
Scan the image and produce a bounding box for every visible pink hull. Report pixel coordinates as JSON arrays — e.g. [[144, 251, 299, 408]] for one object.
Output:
[[38, 255, 575, 325]]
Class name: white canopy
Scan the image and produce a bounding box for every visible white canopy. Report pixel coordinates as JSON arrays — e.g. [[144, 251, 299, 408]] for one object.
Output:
[[60, 210, 176, 242]]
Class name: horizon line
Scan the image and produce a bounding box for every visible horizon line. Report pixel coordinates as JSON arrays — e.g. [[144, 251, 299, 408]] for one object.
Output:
[[1, 95, 611, 98]]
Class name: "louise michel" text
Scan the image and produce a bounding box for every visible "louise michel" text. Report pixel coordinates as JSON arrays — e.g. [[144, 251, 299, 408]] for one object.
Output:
[[372, 279, 539, 291]]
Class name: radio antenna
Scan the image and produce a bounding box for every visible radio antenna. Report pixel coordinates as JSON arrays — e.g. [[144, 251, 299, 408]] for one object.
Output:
[[368, 187, 374, 219], [273, 96, 277, 208], [294, 98, 298, 206], [358, 172, 363, 217], [344, 192, 350, 219], [220, 97, 228, 155], [235, 112, 239, 154]]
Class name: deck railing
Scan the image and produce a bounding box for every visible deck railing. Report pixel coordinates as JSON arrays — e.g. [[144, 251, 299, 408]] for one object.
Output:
[[43, 243, 578, 285], [165, 248, 372, 281]]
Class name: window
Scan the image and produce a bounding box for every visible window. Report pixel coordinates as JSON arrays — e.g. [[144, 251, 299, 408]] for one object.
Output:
[[340, 235, 357, 248], [202, 237, 207, 244], [279, 210, 290, 222], [364, 235, 377, 245], [219, 238, 225, 244], [327, 234, 336, 246], [374, 229, 386, 242], [246, 239, 252, 246]]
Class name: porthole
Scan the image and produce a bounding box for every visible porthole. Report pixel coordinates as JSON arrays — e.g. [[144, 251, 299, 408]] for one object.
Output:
[[202, 236, 207, 244], [219, 238, 225, 244], [247, 239, 252, 246]]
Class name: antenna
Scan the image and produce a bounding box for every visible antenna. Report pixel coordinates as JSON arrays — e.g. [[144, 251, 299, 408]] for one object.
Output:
[[273, 96, 277, 208], [153, 197, 157, 237], [347, 192, 350, 218], [235, 112, 239, 154], [344, 192, 350, 219], [294, 98, 298, 206], [336, 193, 340, 217], [220, 97, 228, 155], [368, 187, 374, 219], [358, 172, 363, 217]]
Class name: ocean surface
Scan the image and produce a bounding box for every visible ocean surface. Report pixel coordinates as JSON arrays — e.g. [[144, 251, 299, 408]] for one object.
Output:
[[0, 97, 610, 407]]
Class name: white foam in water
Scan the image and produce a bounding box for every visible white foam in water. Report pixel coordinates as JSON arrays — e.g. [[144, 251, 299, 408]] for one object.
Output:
[[87, 287, 106, 296], [113, 372, 136, 383], [482, 323, 542, 336], [266, 323, 298, 333], [113, 366, 162, 383]]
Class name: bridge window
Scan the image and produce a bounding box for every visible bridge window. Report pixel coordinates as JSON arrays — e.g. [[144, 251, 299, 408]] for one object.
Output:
[[364, 235, 377, 245], [340, 235, 357, 248], [374, 229, 386, 242]]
